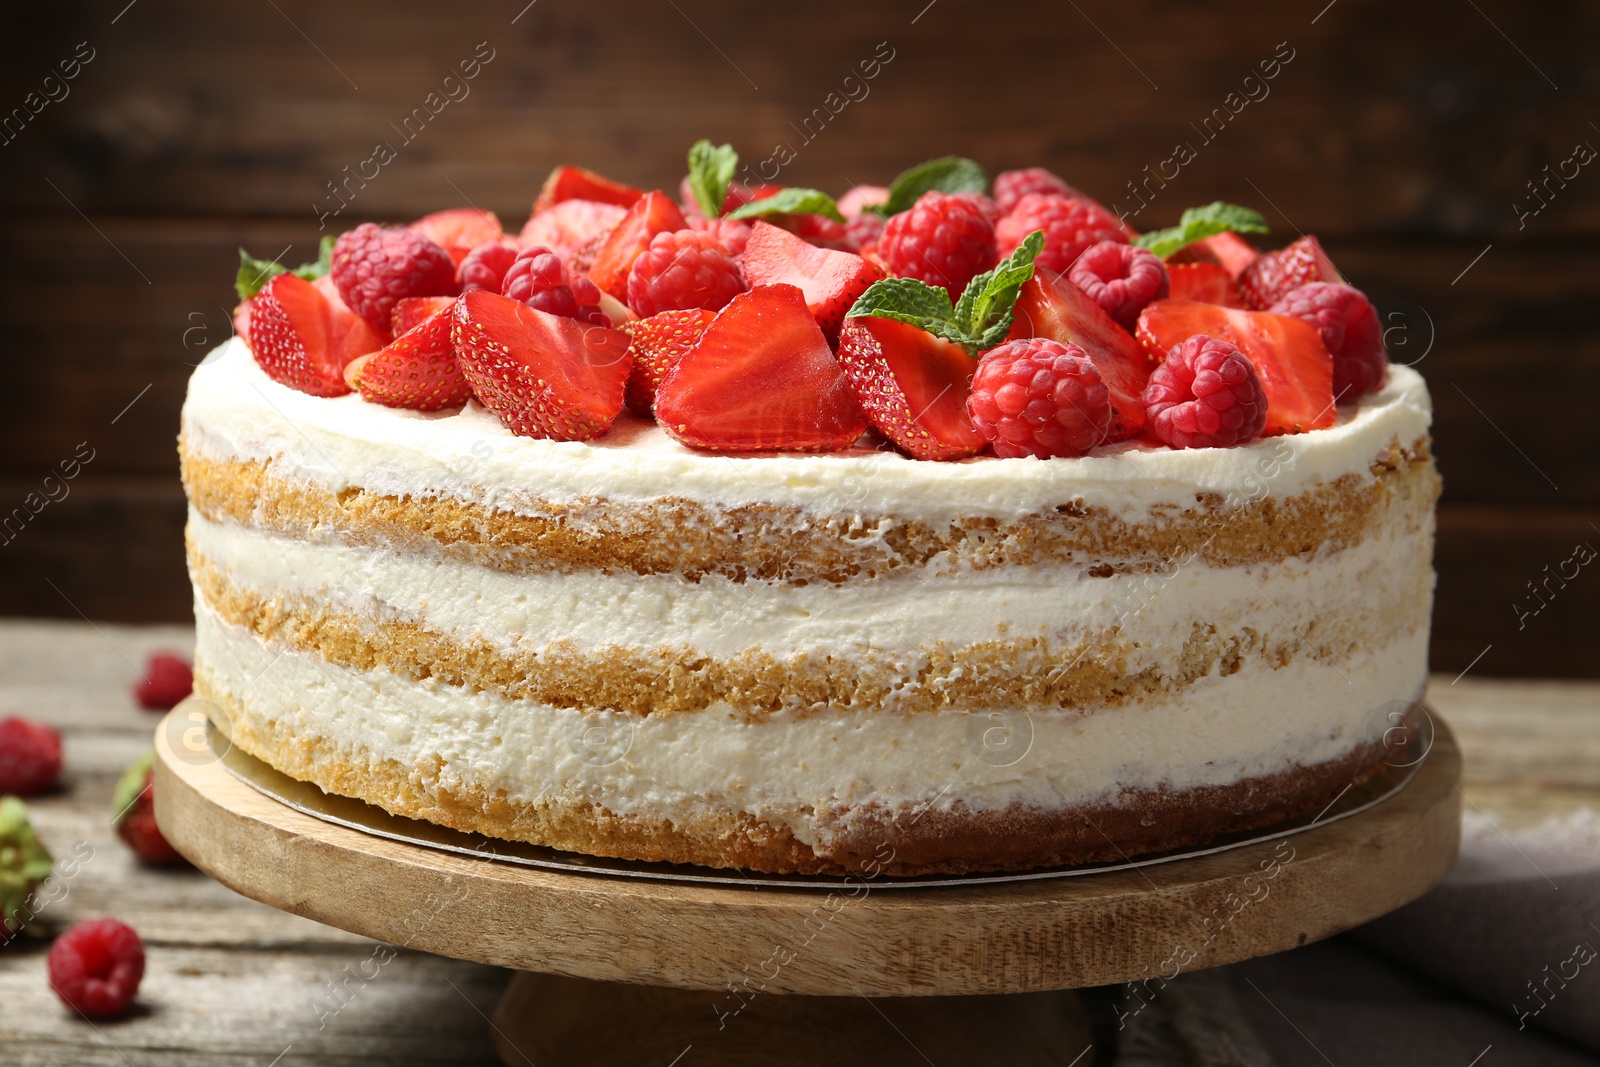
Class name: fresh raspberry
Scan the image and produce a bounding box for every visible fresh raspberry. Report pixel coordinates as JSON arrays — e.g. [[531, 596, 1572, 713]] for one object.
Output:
[[993, 167, 1077, 216], [330, 223, 458, 334], [133, 653, 192, 711], [995, 193, 1127, 277], [688, 216, 753, 257], [781, 213, 859, 253], [501, 245, 611, 328], [48, 919, 145, 1019], [948, 191, 1000, 221], [1067, 241, 1169, 330], [113, 753, 189, 867], [877, 191, 997, 297], [456, 241, 520, 293], [1142, 334, 1269, 449], [967, 339, 1112, 459], [0, 717, 62, 796], [1268, 282, 1387, 400], [626, 229, 746, 318], [845, 212, 885, 250]]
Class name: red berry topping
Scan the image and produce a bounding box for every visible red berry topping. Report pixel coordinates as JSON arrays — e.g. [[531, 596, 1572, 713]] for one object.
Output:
[[1176, 231, 1260, 278], [621, 308, 715, 416], [654, 284, 867, 453], [390, 295, 459, 338], [626, 230, 746, 318], [1239, 235, 1340, 310], [588, 191, 688, 302], [967, 338, 1111, 459], [1136, 300, 1335, 435], [534, 165, 644, 214], [1142, 334, 1269, 449], [133, 653, 192, 711], [1067, 241, 1169, 330], [519, 200, 627, 263], [993, 167, 1076, 216], [502, 246, 612, 327], [248, 274, 382, 397], [112, 753, 188, 868], [1268, 282, 1388, 400], [452, 289, 632, 441], [48, 919, 145, 1019], [1166, 263, 1247, 308], [837, 184, 889, 218], [844, 212, 885, 250], [347, 301, 473, 411], [409, 208, 503, 266], [330, 223, 458, 333], [456, 241, 520, 294], [774, 212, 860, 253], [688, 216, 754, 257], [0, 716, 62, 796], [836, 317, 986, 461], [995, 193, 1127, 277], [877, 191, 997, 297], [742, 221, 884, 342], [1007, 271, 1153, 441]]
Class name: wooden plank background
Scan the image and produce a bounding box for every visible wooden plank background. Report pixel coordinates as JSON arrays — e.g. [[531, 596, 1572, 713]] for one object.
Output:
[[0, 0, 1595, 676]]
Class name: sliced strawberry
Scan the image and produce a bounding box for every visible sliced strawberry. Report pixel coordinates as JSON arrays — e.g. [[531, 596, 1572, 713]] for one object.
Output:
[[452, 290, 631, 440], [1007, 272, 1154, 441], [346, 302, 471, 411], [533, 165, 645, 214], [1194, 232, 1259, 278], [249, 274, 365, 397], [313, 273, 389, 354], [586, 191, 688, 302], [391, 296, 458, 338], [1167, 263, 1247, 308], [654, 284, 866, 453], [741, 221, 883, 342], [410, 208, 504, 266], [1240, 235, 1340, 309], [519, 199, 627, 262], [232, 300, 252, 346], [1135, 300, 1336, 435], [836, 317, 985, 461], [621, 308, 714, 416]]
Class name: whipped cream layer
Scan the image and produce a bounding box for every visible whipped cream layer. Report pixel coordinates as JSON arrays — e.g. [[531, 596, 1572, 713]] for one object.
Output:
[[183, 338, 1432, 525]]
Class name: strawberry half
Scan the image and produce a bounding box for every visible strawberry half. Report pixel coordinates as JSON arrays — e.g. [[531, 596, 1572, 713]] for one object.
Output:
[[741, 221, 884, 342], [533, 165, 644, 214], [391, 295, 458, 337], [836, 317, 986, 461], [1167, 263, 1247, 308], [346, 300, 471, 412], [621, 308, 714, 416], [586, 191, 687, 301], [1194, 232, 1259, 278], [519, 199, 627, 262], [1007, 272, 1154, 441], [452, 289, 632, 440], [1135, 300, 1336, 435], [654, 284, 867, 453], [410, 208, 504, 266], [249, 274, 381, 397], [1240, 235, 1340, 310]]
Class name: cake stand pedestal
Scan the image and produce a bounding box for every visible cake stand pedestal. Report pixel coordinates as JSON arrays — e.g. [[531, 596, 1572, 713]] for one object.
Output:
[[153, 710, 1461, 1066]]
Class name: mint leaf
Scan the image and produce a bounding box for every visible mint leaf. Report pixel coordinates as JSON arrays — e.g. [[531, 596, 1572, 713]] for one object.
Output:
[[235, 237, 335, 301], [687, 139, 738, 219], [883, 156, 987, 216], [954, 230, 1044, 349], [846, 277, 972, 346], [727, 187, 845, 224], [1133, 201, 1269, 259]]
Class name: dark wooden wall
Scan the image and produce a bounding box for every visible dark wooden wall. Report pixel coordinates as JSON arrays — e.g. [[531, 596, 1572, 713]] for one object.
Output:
[[0, 1, 1595, 676]]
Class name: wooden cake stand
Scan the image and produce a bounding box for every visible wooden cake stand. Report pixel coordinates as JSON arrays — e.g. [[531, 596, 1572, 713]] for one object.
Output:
[[153, 707, 1461, 1066]]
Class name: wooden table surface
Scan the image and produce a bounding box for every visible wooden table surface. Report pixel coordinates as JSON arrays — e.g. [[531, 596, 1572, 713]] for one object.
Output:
[[1, 619, 1595, 1066]]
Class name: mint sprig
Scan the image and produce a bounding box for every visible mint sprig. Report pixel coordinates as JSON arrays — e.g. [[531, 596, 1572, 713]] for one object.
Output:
[[235, 236, 334, 301], [726, 187, 845, 224], [1132, 202, 1269, 259], [687, 139, 738, 219], [881, 156, 987, 216], [846, 229, 1044, 355]]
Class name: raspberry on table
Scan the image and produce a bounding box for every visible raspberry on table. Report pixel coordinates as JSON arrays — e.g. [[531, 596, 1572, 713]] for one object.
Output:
[[1268, 281, 1387, 400], [993, 167, 1077, 216], [626, 229, 746, 318], [967, 338, 1112, 458], [48, 918, 145, 1019], [133, 653, 192, 711], [1068, 241, 1170, 330], [877, 191, 997, 298], [501, 245, 612, 327], [330, 223, 459, 333], [1142, 334, 1269, 449], [995, 193, 1126, 277], [688, 216, 754, 257], [456, 241, 520, 294], [0, 716, 62, 796]]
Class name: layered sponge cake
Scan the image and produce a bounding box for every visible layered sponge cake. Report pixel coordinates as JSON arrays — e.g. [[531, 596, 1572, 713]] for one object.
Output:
[[183, 149, 1438, 875]]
